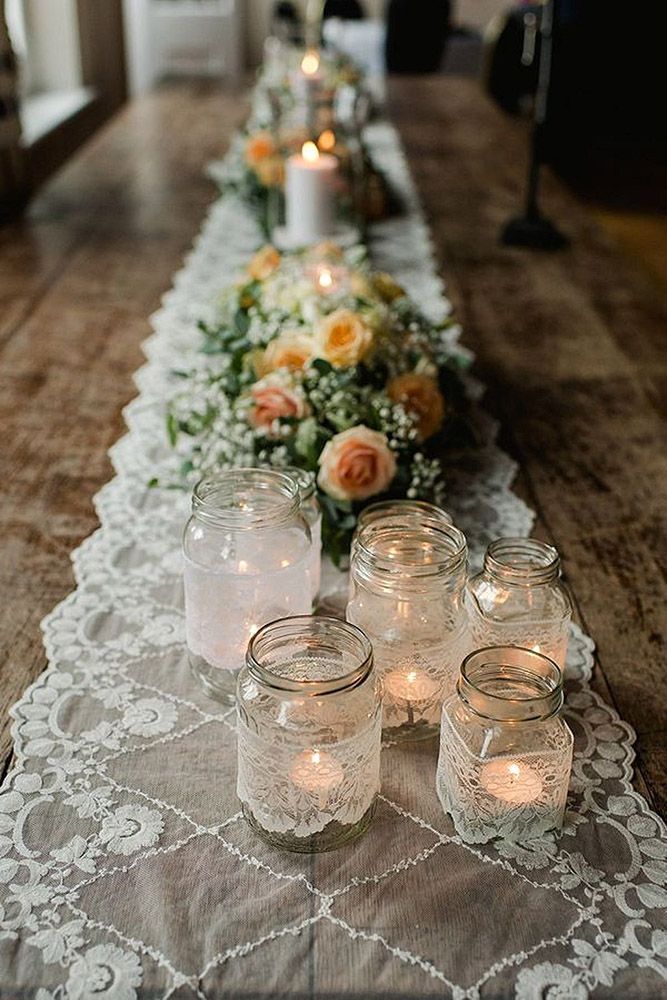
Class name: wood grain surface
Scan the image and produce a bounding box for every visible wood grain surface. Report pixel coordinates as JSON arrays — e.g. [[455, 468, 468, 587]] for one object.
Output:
[[0, 77, 664, 815]]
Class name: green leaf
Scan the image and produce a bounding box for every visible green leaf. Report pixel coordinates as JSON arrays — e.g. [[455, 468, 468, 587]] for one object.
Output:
[[166, 412, 179, 447]]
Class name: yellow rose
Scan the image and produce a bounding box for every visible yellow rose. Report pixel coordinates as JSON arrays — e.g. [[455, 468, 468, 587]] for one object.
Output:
[[257, 330, 314, 375], [245, 131, 276, 165], [315, 309, 373, 367], [318, 425, 397, 501], [387, 373, 446, 441], [247, 245, 281, 282], [254, 155, 285, 189], [373, 271, 406, 303]]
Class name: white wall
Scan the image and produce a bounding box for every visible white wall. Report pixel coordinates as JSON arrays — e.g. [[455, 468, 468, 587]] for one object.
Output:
[[19, 0, 82, 95]]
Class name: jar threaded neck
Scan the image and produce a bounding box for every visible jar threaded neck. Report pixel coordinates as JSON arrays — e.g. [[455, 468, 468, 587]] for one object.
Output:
[[191, 469, 300, 530], [484, 538, 561, 587], [458, 646, 564, 722]]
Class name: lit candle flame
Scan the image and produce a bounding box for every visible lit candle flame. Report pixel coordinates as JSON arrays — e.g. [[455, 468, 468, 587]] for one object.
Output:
[[238, 560, 248, 573], [302, 141, 319, 163], [317, 267, 333, 290], [301, 50, 320, 75], [318, 129, 336, 152]]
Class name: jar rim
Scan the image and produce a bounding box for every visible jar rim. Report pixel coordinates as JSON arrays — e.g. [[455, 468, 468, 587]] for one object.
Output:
[[191, 468, 300, 529], [458, 645, 564, 722], [246, 615, 374, 695], [357, 499, 453, 530], [281, 465, 316, 501], [353, 520, 467, 585], [484, 537, 560, 586]]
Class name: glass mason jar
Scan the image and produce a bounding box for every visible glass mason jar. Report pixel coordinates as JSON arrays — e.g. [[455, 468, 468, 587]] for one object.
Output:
[[283, 467, 322, 608], [437, 646, 573, 843], [465, 538, 572, 668], [236, 615, 381, 852], [183, 470, 312, 704], [347, 519, 469, 741], [351, 499, 453, 557]]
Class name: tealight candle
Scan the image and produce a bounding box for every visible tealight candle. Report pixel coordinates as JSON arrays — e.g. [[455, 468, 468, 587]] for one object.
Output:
[[285, 141, 338, 245], [383, 666, 441, 727], [290, 748, 344, 804], [480, 759, 544, 805]]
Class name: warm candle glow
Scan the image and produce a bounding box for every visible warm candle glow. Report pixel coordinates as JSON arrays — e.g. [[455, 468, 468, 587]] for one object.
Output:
[[301, 50, 320, 75], [290, 748, 344, 797], [302, 141, 320, 163], [480, 759, 544, 805], [318, 129, 336, 152], [317, 266, 333, 289], [384, 666, 440, 704]]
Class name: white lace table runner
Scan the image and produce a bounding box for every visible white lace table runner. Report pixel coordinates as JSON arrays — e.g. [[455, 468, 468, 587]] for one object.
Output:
[[0, 119, 665, 1000]]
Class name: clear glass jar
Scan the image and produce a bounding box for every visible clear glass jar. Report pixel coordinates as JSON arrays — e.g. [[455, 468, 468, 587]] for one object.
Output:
[[465, 538, 572, 667], [236, 615, 381, 852], [347, 519, 469, 742], [283, 467, 322, 608], [183, 469, 312, 704], [437, 646, 573, 843], [351, 499, 453, 555]]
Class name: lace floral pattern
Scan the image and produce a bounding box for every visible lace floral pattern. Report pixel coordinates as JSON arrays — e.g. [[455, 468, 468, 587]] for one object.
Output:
[[437, 711, 573, 844], [237, 720, 381, 837], [0, 105, 665, 998]]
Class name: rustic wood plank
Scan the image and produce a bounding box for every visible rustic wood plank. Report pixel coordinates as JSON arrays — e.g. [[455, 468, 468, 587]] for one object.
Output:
[[388, 76, 667, 816], [0, 82, 249, 771]]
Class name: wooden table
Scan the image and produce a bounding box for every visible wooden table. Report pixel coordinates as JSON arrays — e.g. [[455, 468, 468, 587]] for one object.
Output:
[[0, 78, 665, 816]]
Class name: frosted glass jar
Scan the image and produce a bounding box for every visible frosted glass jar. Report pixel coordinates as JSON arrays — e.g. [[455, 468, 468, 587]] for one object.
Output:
[[284, 467, 322, 608], [236, 616, 381, 852], [437, 646, 573, 843], [183, 470, 312, 703], [465, 538, 572, 667], [347, 519, 469, 741]]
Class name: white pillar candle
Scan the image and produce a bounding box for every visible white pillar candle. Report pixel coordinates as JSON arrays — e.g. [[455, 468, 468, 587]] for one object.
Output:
[[286, 141, 338, 245]]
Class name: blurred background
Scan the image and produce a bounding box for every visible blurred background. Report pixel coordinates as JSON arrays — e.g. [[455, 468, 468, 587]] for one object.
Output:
[[1, 0, 665, 279]]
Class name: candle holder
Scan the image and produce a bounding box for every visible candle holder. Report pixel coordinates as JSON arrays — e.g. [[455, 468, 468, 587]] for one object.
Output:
[[183, 470, 312, 704], [351, 499, 454, 557], [236, 616, 381, 852], [465, 538, 572, 667], [437, 646, 573, 844], [347, 518, 469, 742]]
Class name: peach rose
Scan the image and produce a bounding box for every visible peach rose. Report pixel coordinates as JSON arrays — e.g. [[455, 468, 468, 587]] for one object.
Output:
[[257, 330, 314, 376], [254, 155, 285, 189], [247, 245, 281, 281], [245, 131, 276, 166], [373, 271, 406, 303], [388, 373, 446, 441], [315, 309, 373, 368], [249, 376, 307, 432], [318, 425, 397, 501]]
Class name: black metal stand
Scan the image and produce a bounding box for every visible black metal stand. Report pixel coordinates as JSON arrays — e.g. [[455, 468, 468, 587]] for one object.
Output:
[[501, 0, 568, 250]]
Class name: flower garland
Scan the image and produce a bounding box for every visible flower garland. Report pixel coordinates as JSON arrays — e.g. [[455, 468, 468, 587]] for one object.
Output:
[[164, 241, 473, 562]]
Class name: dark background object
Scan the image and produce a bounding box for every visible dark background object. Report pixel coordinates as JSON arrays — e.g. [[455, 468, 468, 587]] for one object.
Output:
[[386, 0, 451, 73], [323, 0, 364, 19], [485, 4, 541, 115]]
